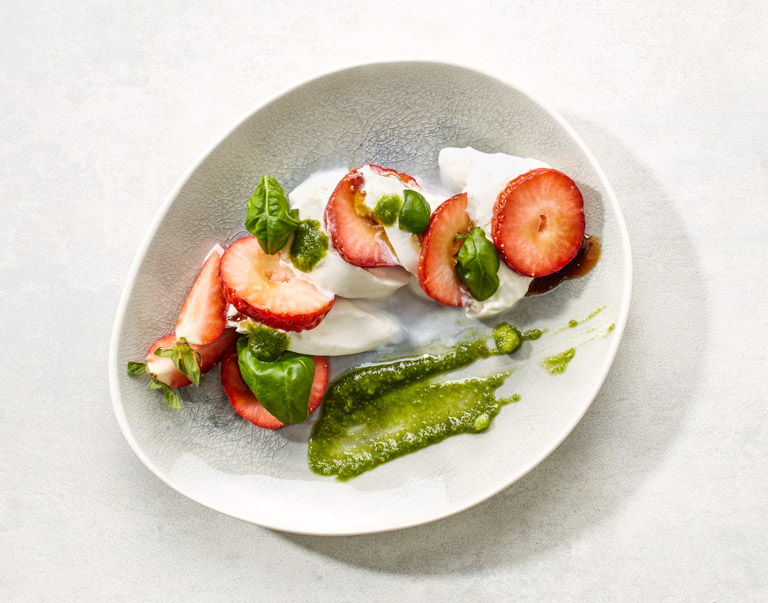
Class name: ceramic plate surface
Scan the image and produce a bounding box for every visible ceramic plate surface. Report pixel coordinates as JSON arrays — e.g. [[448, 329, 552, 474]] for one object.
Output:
[[109, 60, 631, 535]]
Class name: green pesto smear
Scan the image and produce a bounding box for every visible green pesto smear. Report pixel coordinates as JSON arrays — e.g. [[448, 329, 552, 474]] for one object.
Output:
[[308, 327, 520, 480], [290, 219, 328, 272], [522, 328, 545, 340], [540, 348, 576, 374], [558, 305, 607, 332]]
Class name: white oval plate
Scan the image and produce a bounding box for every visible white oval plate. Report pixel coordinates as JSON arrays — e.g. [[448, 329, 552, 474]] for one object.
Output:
[[109, 60, 631, 535]]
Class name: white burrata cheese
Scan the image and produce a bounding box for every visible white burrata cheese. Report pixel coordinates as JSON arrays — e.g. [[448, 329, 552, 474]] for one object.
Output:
[[288, 168, 409, 299], [236, 298, 400, 356], [439, 147, 550, 318], [357, 165, 442, 275]]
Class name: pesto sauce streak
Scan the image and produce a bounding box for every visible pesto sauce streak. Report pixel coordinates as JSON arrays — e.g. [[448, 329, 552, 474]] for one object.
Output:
[[308, 339, 516, 480], [540, 348, 576, 374]]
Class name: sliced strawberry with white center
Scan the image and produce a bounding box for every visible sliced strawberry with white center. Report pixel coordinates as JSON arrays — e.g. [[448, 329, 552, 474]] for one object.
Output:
[[219, 236, 334, 332], [492, 168, 585, 277], [220, 346, 328, 429], [324, 165, 418, 267], [174, 244, 228, 345], [417, 193, 471, 306], [146, 329, 237, 388]]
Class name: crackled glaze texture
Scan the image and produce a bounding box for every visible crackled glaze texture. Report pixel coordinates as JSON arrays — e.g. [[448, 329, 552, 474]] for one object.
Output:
[[111, 62, 630, 534]]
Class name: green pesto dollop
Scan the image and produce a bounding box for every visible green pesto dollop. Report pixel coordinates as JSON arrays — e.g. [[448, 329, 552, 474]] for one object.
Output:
[[290, 219, 328, 272], [522, 328, 545, 341], [308, 337, 521, 480], [568, 319, 579, 328], [493, 323, 522, 354], [374, 193, 403, 226], [540, 348, 576, 374], [245, 322, 289, 362]]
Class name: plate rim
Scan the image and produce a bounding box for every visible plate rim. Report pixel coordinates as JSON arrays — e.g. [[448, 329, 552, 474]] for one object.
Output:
[[108, 57, 633, 535]]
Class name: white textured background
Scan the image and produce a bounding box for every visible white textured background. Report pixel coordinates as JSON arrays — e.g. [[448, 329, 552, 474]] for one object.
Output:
[[1, 1, 766, 601]]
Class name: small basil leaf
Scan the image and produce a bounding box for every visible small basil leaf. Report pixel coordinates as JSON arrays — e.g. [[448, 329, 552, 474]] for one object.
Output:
[[162, 384, 182, 409], [127, 361, 148, 375], [147, 380, 163, 390], [245, 321, 289, 362], [374, 194, 403, 227], [290, 219, 329, 273], [455, 227, 500, 301], [398, 190, 431, 234], [236, 336, 314, 424], [245, 175, 300, 255]]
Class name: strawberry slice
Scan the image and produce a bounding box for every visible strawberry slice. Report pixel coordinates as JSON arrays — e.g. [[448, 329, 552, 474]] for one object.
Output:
[[492, 168, 585, 277], [219, 236, 334, 332], [146, 329, 237, 388], [417, 193, 472, 306], [220, 346, 328, 429], [174, 244, 228, 345], [324, 165, 418, 267]]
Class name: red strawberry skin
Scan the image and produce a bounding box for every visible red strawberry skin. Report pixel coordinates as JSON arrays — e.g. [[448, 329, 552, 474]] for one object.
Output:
[[175, 244, 228, 345], [220, 346, 328, 429], [492, 168, 585, 277], [219, 237, 334, 332], [146, 329, 237, 388], [324, 165, 418, 268], [418, 193, 471, 306]]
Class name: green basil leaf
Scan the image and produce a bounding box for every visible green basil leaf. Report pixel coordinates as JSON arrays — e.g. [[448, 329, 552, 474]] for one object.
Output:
[[153, 348, 174, 358], [163, 384, 182, 409], [245, 175, 300, 255], [290, 219, 329, 273], [245, 321, 289, 362], [127, 361, 148, 375], [147, 380, 163, 389], [374, 194, 403, 227], [236, 336, 314, 424], [398, 190, 431, 234], [455, 227, 500, 301]]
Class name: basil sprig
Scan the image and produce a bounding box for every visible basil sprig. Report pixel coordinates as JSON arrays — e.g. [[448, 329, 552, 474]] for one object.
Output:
[[398, 190, 431, 234], [236, 336, 315, 424], [125, 360, 182, 409], [245, 175, 300, 255], [455, 227, 500, 301]]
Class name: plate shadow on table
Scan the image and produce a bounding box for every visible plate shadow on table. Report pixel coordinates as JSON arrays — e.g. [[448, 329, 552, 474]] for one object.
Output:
[[277, 117, 710, 575]]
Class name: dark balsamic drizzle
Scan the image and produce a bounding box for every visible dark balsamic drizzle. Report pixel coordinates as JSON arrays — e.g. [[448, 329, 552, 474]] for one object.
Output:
[[525, 235, 602, 296]]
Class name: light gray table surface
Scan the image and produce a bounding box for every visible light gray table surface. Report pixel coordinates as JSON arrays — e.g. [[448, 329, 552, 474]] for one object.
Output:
[[2, 1, 766, 600]]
